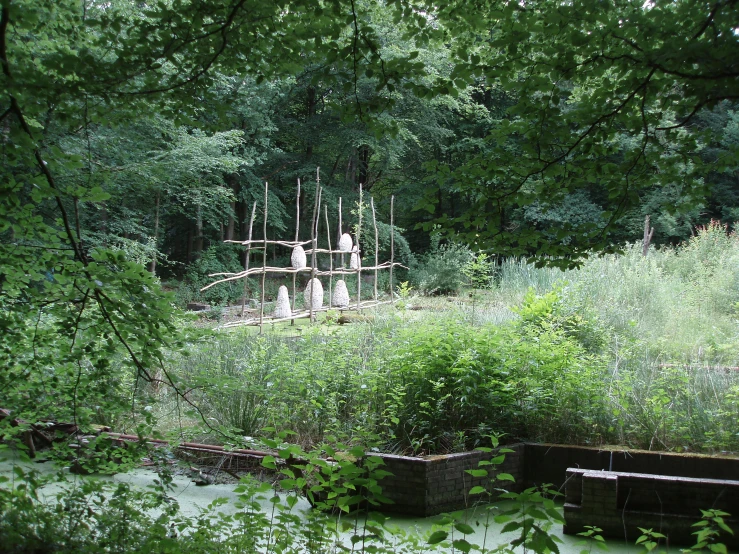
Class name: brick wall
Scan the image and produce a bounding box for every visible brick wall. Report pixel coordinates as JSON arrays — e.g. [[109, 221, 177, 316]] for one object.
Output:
[[564, 468, 739, 547], [375, 444, 525, 516], [372, 442, 739, 544]]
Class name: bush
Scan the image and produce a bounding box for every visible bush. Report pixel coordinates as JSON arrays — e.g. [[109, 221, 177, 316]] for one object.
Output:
[[383, 320, 609, 452], [179, 243, 247, 306], [410, 237, 471, 295], [462, 252, 495, 289], [513, 285, 607, 354]]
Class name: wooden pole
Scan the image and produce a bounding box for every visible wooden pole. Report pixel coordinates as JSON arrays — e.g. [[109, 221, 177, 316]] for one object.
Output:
[[356, 184, 362, 311], [308, 169, 320, 323], [325, 205, 333, 308], [204, 260, 405, 288], [240, 202, 258, 317], [259, 183, 268, 333], [292, 179, 301, 325], [390, 195, 395, 305], [338, 197, 344, 269], [371, 196, 378, 303]]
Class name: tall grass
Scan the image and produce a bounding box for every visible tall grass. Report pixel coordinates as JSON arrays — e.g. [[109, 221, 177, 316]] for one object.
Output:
[[495, 222, 739, 364]]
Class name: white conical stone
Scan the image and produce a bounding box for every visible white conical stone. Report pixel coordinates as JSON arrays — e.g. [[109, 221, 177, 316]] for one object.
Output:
[[291, 245, 307, 269], [332, 280, 350, 308], [274, 285, 292, 319], [350, 251, 360, 270], [303, 278, 324, 310], [338, 233, 353, 252]]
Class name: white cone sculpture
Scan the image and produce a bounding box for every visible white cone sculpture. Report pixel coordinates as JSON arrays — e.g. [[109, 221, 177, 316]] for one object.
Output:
[[350, 250, 360, 270], [274, 285, 292, 319], [338, 233, 353, 252], [332, 280, 350, 308], [291, 245, 307, 269], [303, 278, 324, 310]]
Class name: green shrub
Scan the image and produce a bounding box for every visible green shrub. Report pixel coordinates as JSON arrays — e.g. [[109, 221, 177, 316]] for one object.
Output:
[[462, 252, 495, 289], [383, 320, 609, 451], [179, 243, 246, 306], [513, 285, 607, 354], [410, 239, 471, 295]]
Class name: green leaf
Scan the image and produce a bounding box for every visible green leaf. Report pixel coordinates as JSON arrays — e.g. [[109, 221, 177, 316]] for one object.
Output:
[[501, 521, 522, 533], [453, 539, 472, 552], [427, 530, 449, 544], [454, 522, 475, 534]]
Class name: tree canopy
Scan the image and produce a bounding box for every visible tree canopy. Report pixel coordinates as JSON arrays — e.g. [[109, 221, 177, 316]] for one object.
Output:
[[418, 0, 739, 262]]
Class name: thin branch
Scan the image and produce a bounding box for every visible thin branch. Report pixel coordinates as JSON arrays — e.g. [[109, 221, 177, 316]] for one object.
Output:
[[692, 1, 723, 40], [655, 96, 735, 131]]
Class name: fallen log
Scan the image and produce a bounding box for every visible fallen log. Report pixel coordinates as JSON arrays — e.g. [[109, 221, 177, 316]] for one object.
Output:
[[104, 433, 271, 460]]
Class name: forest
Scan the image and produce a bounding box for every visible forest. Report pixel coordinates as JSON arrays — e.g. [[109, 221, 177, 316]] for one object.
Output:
[[1, 0, 739, 552]]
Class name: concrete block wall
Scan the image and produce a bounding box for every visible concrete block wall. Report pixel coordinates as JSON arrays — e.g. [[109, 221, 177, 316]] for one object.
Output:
[[525, 443, 739, 488], [372, 442, 739, 545], [375, 444, 524, 516], [564, 468, 739, 547]]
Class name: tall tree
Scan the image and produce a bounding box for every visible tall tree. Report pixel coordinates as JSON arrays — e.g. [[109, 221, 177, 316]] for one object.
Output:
[[422, 0, 739, 265]]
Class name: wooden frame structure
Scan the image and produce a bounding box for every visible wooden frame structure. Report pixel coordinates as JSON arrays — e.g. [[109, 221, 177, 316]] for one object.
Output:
[[201, 170, 403, 331]]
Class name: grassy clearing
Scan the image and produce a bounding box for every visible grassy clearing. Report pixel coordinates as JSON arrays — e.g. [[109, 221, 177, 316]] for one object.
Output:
[[157, 223, 739, 455]]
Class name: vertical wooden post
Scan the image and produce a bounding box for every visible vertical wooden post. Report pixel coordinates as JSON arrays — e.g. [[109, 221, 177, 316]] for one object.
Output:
[[325, 205, 333, 308], [240, 202, 258, 317], [308, 169, 320, 323], [338, 197, 344, 269], [370, 196, 378, 303], [292, 179, 301, 325], [259, 183, 268, 333], [308, 168, 321, 323], [356, 184, 362, 311], [390, 195, 395, 305]]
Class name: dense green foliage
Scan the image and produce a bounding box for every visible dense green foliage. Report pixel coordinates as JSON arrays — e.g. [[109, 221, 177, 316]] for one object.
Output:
[[2, 0, 739, 551], [156, 225, 739, 455]]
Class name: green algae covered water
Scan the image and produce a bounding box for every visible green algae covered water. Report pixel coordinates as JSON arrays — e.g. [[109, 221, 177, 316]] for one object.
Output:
[[0, 453, 679, 553]]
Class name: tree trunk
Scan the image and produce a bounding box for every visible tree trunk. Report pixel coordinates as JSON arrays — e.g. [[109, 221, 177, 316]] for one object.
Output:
[[358, 145, 370, 186], [194, 206, 204, 258], [306, 86, 316, 160], [186, 227, 193, 263], [226, 200, 236, 241], [149, 193, 160, 274], [100, 202, 108, 236], [350, 150, 357, 186], [326, 154, 341, 187], [642, 215, 655, 256]]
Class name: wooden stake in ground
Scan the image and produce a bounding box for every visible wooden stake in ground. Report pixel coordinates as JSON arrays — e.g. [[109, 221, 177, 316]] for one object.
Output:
[[325, 204, 333, 308], [292, 179, 301, 325], [356, 184, 362, 311], [390, 195, 395, 305], [371, 196, 379, 303], [259, 183, 268, 333], [308, 169, 321, 323], [240, 202, 258, 317], [338, 197, 344, 270]]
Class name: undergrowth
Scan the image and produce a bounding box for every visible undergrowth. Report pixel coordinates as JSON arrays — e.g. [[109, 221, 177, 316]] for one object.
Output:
[[160, 223, 739, 454]]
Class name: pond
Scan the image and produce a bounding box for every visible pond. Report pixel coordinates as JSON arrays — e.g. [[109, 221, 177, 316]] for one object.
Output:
[[0, 453, 645, 553]]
